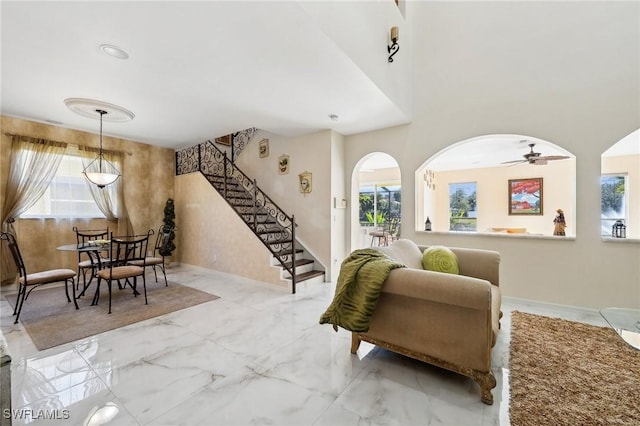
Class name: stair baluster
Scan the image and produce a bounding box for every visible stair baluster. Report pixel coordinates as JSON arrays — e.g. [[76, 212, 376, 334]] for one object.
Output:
[[177, 140, 315, 293]]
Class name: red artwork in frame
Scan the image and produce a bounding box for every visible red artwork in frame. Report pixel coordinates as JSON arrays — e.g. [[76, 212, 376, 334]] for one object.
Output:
[[509, 178, 543, 215]]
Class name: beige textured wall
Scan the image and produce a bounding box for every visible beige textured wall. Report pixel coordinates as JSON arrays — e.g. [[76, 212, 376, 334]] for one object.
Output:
[[174, 172, 287, 288], [343, 1, 640, 310], [0, 116, 174, 282], [236, 129, 333, 276], [330, 131, 347, 281]]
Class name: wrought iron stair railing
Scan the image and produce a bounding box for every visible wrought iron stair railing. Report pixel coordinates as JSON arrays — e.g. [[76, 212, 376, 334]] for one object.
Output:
[[176, 140, 302, 293]]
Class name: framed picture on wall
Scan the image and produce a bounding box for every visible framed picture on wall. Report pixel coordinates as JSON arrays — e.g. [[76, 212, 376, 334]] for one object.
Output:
[[299, 171, 312, 193], [509, 177, 543, 215], [278, 154, 289, 174], [259, 138, 269, 158]]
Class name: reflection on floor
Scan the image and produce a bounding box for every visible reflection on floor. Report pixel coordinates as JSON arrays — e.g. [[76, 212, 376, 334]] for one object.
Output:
[[0, 265, 608, 425]]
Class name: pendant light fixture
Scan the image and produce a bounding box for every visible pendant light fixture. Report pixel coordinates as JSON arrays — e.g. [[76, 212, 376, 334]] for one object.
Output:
[[82, 109, 120, 188], [64, 98, 134, 189]]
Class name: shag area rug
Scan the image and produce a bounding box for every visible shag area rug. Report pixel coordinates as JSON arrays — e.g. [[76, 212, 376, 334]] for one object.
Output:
[[509, 311, 640, 426], [4, 281, 219, 351]]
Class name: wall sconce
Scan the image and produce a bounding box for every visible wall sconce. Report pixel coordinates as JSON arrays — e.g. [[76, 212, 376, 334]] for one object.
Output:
[[388, 26, 399, 63]]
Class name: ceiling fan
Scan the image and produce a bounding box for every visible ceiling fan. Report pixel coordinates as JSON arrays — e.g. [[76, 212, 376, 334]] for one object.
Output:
[[502, 143, 570, 166]]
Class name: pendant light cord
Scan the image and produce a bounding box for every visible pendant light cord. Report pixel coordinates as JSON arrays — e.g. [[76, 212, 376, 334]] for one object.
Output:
[[97, 109, 106, 172]]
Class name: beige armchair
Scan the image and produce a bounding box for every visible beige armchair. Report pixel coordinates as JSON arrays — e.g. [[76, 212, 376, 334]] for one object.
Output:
[[351, 239, 502, 405]]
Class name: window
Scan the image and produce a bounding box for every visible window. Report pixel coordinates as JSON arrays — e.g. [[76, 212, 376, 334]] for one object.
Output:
[[21, 155, 108, 218], [449, 182, 477, 231], [359, 183, 401, 226], [600, 174, 626, 236]]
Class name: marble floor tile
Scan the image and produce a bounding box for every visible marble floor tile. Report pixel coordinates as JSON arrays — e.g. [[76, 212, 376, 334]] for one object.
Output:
[[1, 265, 610, 425], [150, 364, 336, 426]]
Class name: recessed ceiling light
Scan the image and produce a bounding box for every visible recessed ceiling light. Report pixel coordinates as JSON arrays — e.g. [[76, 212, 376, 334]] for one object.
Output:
[[329, 114, 339, 121], [100, 44, 129, 60]]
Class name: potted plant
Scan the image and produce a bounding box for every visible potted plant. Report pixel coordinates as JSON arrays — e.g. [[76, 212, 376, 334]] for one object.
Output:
[[159, 198, 176, 259]]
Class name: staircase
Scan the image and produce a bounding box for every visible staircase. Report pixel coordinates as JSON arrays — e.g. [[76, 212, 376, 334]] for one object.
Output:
[[176, 140, 324, 293]]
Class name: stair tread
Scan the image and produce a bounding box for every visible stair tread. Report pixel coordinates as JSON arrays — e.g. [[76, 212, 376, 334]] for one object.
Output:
[[292, 270, 325, 282], [204, 163, 320, 292], [283, 258, 314, 269]]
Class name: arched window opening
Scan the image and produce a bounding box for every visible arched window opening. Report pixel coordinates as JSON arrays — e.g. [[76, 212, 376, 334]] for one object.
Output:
[[416, 135, 576, 237], [601, 129, 639, 240], [352, 153, 401, 249]]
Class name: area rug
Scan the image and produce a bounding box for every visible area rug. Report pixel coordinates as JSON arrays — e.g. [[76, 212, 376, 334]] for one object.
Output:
[[4, 281, 219, 351], [509, 311, 640, 426]]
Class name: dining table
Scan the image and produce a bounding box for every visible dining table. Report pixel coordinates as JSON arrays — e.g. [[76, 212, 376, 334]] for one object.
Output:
[[56, 242, 110, 298]]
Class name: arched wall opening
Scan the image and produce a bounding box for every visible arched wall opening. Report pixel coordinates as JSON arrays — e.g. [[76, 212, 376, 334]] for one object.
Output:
[[350, 152, 401, 251], [601, 128, 640, 240], [415, 134, 576, 237]]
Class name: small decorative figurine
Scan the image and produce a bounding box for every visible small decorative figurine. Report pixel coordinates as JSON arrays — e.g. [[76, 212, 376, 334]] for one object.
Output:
[[553, 208, 566, 236]]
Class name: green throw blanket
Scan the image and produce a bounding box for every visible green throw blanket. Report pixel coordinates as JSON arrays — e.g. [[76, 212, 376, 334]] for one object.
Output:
[[319, 249, 405, 332]]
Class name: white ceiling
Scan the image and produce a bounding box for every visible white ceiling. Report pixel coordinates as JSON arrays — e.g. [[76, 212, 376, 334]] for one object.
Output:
[[1, 1, 408, 149], [603, 129, 640, 157], [426, 136, 575, 172], [2, 1, 637, 165]]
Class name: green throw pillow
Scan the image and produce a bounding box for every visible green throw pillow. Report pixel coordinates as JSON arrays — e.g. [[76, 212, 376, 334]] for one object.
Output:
[[422, 246, 459, 274]]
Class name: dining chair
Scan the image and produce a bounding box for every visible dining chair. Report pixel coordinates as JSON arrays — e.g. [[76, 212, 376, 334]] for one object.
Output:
[[127, 226, 172, 286], [387, 215, 401, 244], [369, 215, 401, 247], [91, 231, 152, 314], [369, 218, 391, 247], [1, 232, 78, 324], [72, 226, 110, 295]]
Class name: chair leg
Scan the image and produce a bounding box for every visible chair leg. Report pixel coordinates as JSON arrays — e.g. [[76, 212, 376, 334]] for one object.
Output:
[[69, 278, 79, 310], [12, 284, 24, 316], [130, 278, 138, 297], [161, 263, 168, 287], [13, 284, 27, 324], [152, 265, 158, 283], [78, 266, 94, 297], [108, 280, 112, 314], [76, 266, 82, 291], [142, 275, 148, 305], [64, 278, 71, 303], [91, 277, 101, 306]]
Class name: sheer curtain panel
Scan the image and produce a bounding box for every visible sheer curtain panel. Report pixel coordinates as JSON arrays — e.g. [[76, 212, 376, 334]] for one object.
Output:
[[79, 146, 133, 235], [2, 134, 67, 233], [1, 134, 67, 283]]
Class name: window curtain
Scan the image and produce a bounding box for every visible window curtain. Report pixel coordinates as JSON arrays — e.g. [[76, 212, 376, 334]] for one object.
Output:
[[2, 134, 68, 233], [1, 134, 67, 283], [78, 146, 133, 236]]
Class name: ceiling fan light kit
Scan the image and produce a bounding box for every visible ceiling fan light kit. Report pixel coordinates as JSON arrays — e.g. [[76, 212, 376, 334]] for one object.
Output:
[[501, 143, 570, 166]]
